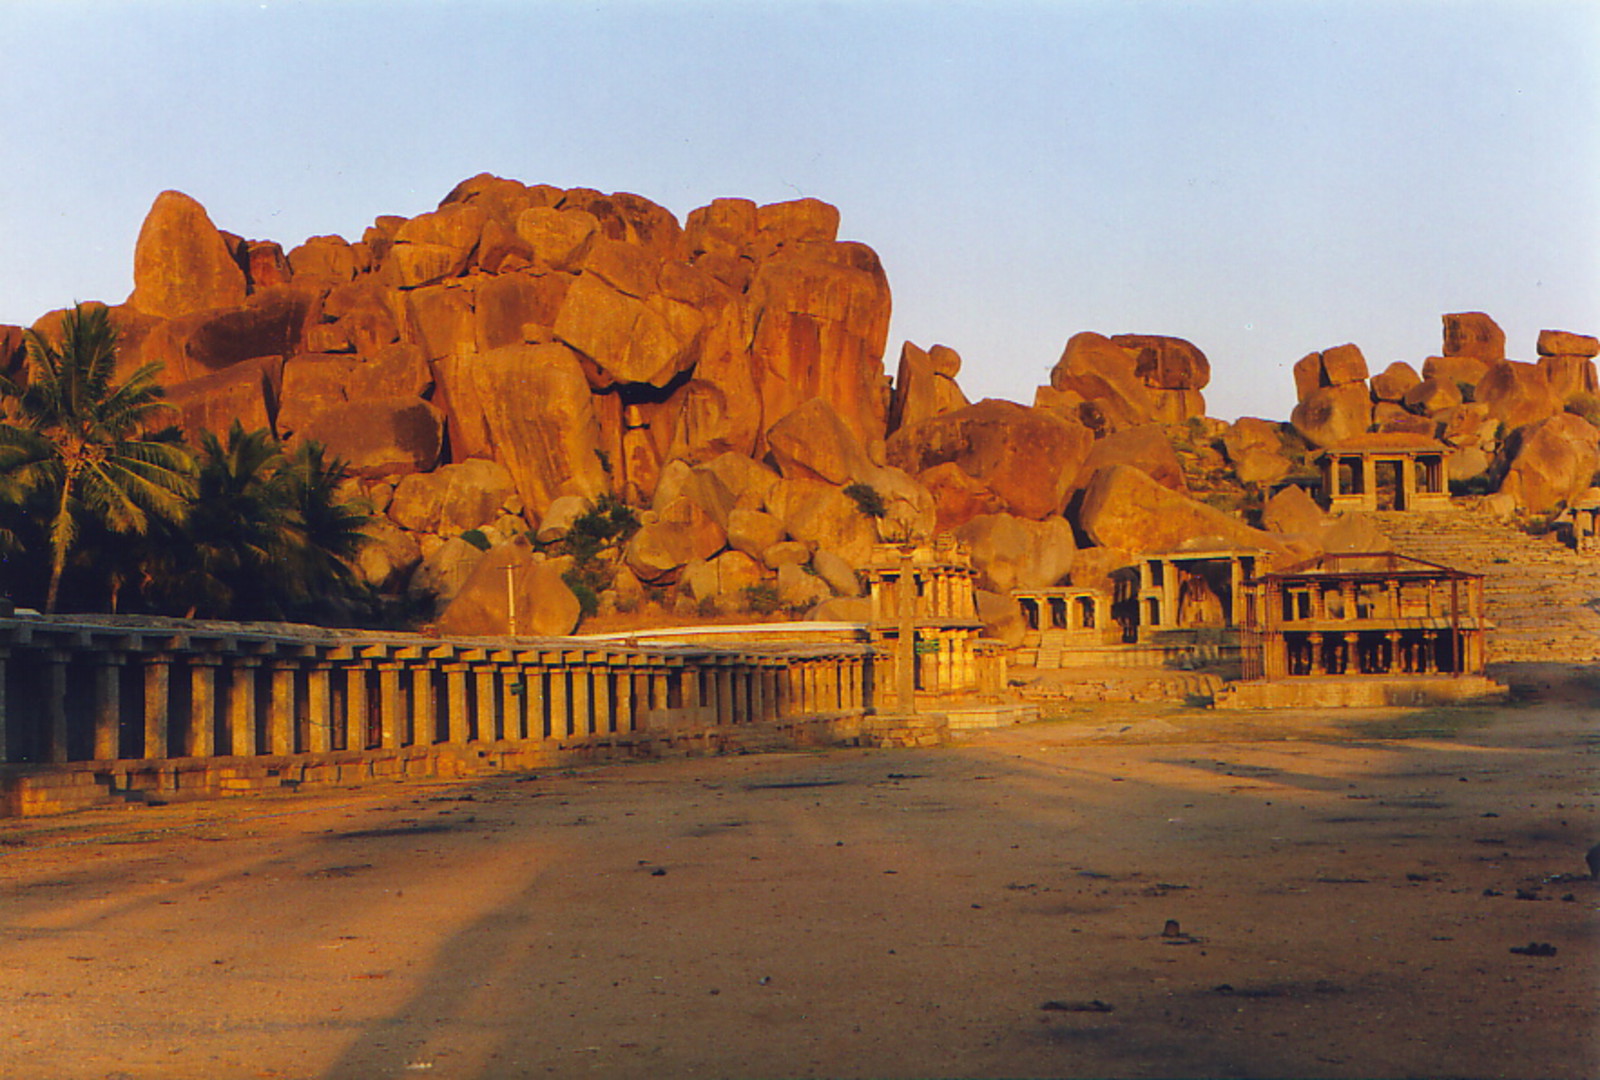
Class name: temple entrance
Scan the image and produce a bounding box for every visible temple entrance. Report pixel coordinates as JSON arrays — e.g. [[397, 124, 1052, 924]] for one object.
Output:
[[1375, 459, 1405, 510]]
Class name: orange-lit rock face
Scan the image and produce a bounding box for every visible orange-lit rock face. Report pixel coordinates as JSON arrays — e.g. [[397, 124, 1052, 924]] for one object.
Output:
[[129, 190, 248, 320]]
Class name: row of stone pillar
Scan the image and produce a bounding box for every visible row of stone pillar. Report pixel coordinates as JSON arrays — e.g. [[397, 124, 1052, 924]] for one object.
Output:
[[0, 646, 858, 766]]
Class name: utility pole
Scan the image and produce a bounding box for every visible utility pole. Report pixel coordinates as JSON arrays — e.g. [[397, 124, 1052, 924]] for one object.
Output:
[[505, 562, 518, 638], [896, 548, 916, 714]]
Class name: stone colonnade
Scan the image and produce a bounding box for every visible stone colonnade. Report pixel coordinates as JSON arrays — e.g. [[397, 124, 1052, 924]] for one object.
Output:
[[0, 617, 871, 768]]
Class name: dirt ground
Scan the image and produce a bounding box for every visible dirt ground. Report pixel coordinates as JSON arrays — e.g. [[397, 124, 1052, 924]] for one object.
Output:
[[1, 665, 1595, 1080]]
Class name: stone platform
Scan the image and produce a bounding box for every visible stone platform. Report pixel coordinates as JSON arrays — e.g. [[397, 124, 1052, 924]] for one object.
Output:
[[1214, 674, 1507, 709]]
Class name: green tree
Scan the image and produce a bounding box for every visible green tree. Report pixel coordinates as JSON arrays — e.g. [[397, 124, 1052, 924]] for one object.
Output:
[[155, 422, 372, 622], [0, 304, 195, 612]]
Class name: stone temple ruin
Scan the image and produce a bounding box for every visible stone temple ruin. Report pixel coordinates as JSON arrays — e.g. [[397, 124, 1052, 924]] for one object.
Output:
[[2, 174, 1598, 815]]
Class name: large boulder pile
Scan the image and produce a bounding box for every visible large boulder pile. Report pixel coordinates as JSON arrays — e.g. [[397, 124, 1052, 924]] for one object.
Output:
[[28, 176, 1598, 633]]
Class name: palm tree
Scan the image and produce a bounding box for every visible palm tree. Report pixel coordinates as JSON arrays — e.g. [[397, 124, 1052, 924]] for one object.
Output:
[[0, 304, 195, 612], [171, 420, 298, 618], [280, 438, 371, 618]]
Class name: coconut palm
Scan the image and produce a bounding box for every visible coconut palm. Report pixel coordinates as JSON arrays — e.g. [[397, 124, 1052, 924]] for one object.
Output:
[[0, 304, 195, 612]]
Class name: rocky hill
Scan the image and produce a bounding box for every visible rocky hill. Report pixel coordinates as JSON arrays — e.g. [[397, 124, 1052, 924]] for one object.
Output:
[[3, 174, 1595, 638]]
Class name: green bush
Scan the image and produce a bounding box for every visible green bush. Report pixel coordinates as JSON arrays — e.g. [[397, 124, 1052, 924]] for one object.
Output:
[[561, 569, 600, 617], [460, 529, 491, 551], [1565, 393, 1600, 428], [744, 581, 783, 615], [842, 482, 887, 519]]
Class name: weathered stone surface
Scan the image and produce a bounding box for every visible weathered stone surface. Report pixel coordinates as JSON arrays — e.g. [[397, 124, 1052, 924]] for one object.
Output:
[[1421, 354, 1491, 392], [725, 508, 787, 560], [408, 535, 486, 612], [1537, 330, 1599, 358], [777, 562, 832, 610], [1290, 382, 1373, 448], [244, 241, 292, 291], [389, 459, 518, 536], [1078, 464, 1286, 556], [286, 235, 359, 285], [1439, 403, 1495, 448], [320, 281, 402, 356], [887, 399, 1093, 520], [277, 346, 432, 440], [1537, 354, 1598, 401], [435, 343, 610, 517], [917, 461, 1005, 533], [1447, 446, 1493, 484], [1370, 361, 1421, 402], [1148, 387, 1207, 425], [165, 356, 282, 439], [1111, 334, 1211, 391], [952, 513, 1076, 594], [699, 451, 783, 510], [888, 341, 969, 434], [436, 540, 580, 637], [685, 197, 757, 258], [554, 272, 699, 389], [395, 203, 485, 254], [1401, 377, 1463, 415], [474, 271, 569, 352], [767, 398, 876, 485], [1222, 417, 1281, 460], [1319, 343, 1369, 387], [765, 477, 879, 565], [353, 520, 423, 591], [175, 287, 315, 381], [1261, 485, 1326, 536], [390, 242, 468, 289], [1373, 403, 1436, 436], [974, 589, 1026, 647], [403, 283, 477, 362], [746, 243, 891, 451], [682, 551, 764, 607], [515, 207, 599, 270], [755, 198, 840, 249], [1476, 360, 1562, 430], [534, 494, 592, 544], [1442, 312, 1506, 361], [1049, 332, 1154, 429], [1499, 413, 1600, 512], [762, 540, 813, 570], [297, 397, 445, 478], [811, 550, 861, 598], [128, 191, 248, 320], [1292, 352, 1325, 401], [1070, 424, 1186, 495], [624, 496, 727, 583], [560, 190, 684, 259]]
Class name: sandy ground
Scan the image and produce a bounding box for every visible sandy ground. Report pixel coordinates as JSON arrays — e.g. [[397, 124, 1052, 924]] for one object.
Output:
[[1, 666, 1596, 1080]]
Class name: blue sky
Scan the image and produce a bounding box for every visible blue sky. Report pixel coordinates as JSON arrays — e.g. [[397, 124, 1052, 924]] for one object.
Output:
[[1, 0, 1595, 421]]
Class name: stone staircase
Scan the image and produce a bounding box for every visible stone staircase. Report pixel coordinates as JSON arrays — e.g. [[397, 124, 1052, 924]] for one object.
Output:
[[1363, 507, 1600, 663]]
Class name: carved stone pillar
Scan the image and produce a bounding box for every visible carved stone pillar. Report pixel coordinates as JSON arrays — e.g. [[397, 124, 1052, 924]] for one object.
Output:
[[143, 657, 170, 760], [474, 667, 498, 743], [499, 666, 523, 741], [524, 666, 546, 739], [378, 663, 404, 749], [347, 665, 371, 751], [186, 657, 219, 759], [550, 668, 571, 739], [306, 663, 333, 753], [412, 666, 438, 746], [92, 654, 124, 761], [226, 659, 259, 757], [443, 665, 467, 745], [267, 662, 296, 756], [593, 667, 613, 735]]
